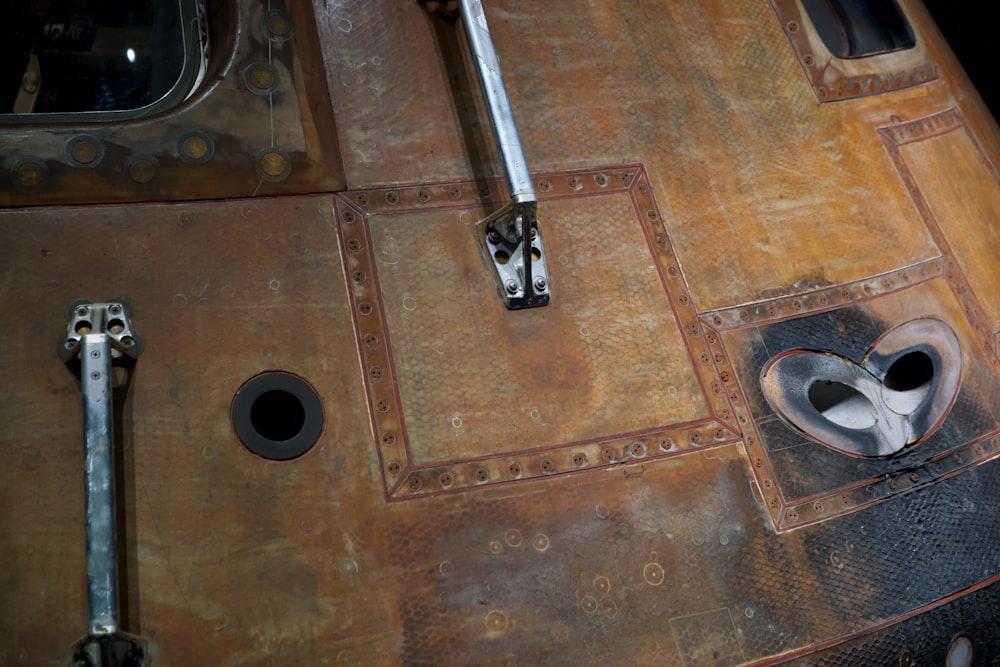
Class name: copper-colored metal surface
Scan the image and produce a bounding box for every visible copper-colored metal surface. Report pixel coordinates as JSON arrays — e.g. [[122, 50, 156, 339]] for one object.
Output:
[[4, 0, 1000, 664]]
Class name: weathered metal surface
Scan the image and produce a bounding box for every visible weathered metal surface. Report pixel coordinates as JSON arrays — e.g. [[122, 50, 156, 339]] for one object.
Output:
[[3, 0, 1000, 665]]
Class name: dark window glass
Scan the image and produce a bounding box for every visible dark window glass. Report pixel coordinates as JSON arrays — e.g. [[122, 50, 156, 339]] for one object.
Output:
[[801, 0, 915, 59], [1, 0, 204, 118]]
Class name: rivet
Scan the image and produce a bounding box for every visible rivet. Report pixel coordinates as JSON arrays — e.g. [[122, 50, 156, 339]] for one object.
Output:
[[263, 9, 294, 41], [178, 131, 215, 164], [244, 62, 279, 95], [11, 159, 48, 190], [67, 136, 104, 168], [257, 149, 290, 181], [126, 156, 158, 185]]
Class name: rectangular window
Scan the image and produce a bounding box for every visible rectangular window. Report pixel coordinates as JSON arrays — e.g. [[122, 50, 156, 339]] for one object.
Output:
[[801, 0, 915, 59], [1, 0, 206, 120]]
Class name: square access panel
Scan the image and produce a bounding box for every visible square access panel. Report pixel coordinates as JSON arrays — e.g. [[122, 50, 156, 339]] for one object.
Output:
[[335, 166, 738, 500]]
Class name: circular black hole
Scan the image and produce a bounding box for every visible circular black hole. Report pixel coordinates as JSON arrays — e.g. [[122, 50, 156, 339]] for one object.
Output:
[[232, 372, 324, 461], [250, 390, 306, 442], [884, 351, 934, 392]]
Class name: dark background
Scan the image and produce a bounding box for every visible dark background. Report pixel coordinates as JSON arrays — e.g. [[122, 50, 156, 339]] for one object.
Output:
[[923, 2, 1000, 123]]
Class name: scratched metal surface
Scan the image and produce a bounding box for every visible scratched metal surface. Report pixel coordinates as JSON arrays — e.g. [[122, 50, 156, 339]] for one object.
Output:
[[4, 0, 1000, 665]]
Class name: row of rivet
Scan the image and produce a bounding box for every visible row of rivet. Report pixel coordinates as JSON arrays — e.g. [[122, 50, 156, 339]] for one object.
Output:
[[344, 167, 639, 215], [699, 325, 786, 524], [393, 422, 736, 498], [629, 170, 739, 427], [8, 130, 219, 191], [781, 433, 1000, 529], [334, 196, 408, 496], [700, 258, 944, 331]]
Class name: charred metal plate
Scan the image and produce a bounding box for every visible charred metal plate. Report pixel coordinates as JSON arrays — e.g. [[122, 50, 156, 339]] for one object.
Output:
[[778, 575, 1000, 665], [336, 166, 738, 500], [706, 273, 1000, 532]]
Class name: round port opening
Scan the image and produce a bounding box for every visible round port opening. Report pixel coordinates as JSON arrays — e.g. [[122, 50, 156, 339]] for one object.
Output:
[[232, 371, 323, 460]]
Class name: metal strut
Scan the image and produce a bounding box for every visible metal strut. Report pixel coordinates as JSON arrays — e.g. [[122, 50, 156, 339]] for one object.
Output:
[[457, 0, 550, 309], [60, 301, 148, 667]]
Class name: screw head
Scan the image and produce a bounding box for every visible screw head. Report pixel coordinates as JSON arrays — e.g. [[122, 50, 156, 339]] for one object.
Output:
[[108, 304, 122, 316], [534, 276, 547, 291], [505, 280, 519, 295], [487, 229, 501, 244]]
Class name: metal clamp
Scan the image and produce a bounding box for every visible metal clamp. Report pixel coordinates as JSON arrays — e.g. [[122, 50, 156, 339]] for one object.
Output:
[[452, 0, 550, 309], [61, 301, 147, 666]]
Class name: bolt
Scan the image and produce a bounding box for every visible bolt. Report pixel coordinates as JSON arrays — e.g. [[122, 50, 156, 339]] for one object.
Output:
[[505, 280, 519, 295], [487, 230, 501, 244]]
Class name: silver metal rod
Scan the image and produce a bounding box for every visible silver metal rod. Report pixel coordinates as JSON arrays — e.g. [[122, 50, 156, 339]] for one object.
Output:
[[80, 333, 119, 637], [459, 0, 536, 204]]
